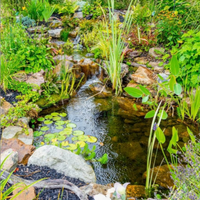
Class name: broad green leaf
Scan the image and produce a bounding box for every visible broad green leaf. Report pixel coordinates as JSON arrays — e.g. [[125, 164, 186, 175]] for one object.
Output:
[[51, 112, 59, 117], [45, 115, 52, 119], [67, 123, 77, 128], [59, 113, 67, 117], [67, 144, 77, 150], [76, 141, 86, 147], [155, 127, 166, 144], [139, 85, 150, 95], [44, 120, 53, 125], [85, 152, 96, 160], [37, 117, 44, 122], [55, 121, 65, 126], [142, 95, 149, 103], [158, 110, 168, 120], [44, 134, 55, 140], [41, 126, 49, 131], [78, 135, 89, 141], [73, 130, 84, 136], [98, 153, 108, 164], [87, 136, 98, 143], [145, 110, 155, 118], [187, 127, 196, 143], [61, 141, 69, 146], [72, 136, 78, 141], [56, 125, 63, 130], [133, 103, 138, 111], [53, 116, 61, 121], [124, 87, 143, 98], [167, 141, 178, 154], [170, 55, 180, 76], [171, 127, 179, 146], [174, 83, 182, 95], [33, 131, 43, 137], [57, 135, 66, 141], [169, 75, 176, 91]]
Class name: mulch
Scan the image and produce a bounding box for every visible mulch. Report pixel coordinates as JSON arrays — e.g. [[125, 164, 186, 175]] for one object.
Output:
[[13, 164, 95, 200], [0, 88, 20, 104]]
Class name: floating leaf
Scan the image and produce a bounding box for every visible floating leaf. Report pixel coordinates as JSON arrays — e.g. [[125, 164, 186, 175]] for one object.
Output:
[[145, 110, 155, 118], [56, 125, 63, 130], [41, 126, 49, 131], [61, 141, 69, 146], [33, 131, 43, 137], [72, 136, 78, 141], [53, 116, 61, 121], [67, 144, 77, 150], [59, 113, 67, 117], [59, 130, 68, 135], [64, 120, 71, 124], [45, 115, 53, 119], [67, 123, 77, 128], [78, 135, 89, 141], [44, 120, 53, 125], [87, 136, 97, 143], [44, 133, 56, 140], [51, 112, 59, 116], [76, 141, 86, 147], [73, 130, 84, 136], [55, 121, 65, 126], [57, 135, 66, 141], [37, 117, 44, 122]]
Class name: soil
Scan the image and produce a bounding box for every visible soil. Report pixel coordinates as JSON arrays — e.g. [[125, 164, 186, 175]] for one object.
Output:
[[12, 164, 95, 200]]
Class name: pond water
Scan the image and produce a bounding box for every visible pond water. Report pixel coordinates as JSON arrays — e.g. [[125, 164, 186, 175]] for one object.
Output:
[[34, 52, 199, 185]]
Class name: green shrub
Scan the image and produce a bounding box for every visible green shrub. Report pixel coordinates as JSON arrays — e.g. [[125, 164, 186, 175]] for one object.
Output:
[[54, 0, 78, 15], [17, 16, 36, 28]]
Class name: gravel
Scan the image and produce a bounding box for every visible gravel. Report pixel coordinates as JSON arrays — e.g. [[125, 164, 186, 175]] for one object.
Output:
[[12, 164, 95, 200]]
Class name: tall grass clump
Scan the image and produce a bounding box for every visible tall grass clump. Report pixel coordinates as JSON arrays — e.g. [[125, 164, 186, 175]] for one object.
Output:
[[103, 0, 134, 95]]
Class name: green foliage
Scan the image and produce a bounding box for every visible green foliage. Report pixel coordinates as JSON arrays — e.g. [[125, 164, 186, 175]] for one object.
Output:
[[61, 16, 79, 30], [54, 0, 78, 15], [60, 28, 70, 42], [171, 30, 200, 88], [17, 16, 36, 28], [42, 1, 56, 22], [63, 40, 74, 54]]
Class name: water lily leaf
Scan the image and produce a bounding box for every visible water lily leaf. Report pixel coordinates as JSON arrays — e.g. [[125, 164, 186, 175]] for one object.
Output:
[[59, 131, 67, 135], [53, 116, 61, 121], [67, 123, 77, 128], [44, 120, 53, 125], [33, 131, 43, 137], [64, 127, 72, 131], [51, 112, 59, 116], [61, 141, 69, 146], [56, 125, 63, 130], [41, 126, 49, 131], [55, 121, 65, 126], [77, 135, 89, 141], [44, 133, 56, 140], [72, 136, 78, 141], [87, 136, 97, 143], [76, 141, 86, 147], [45, 115, 53, 119], [67, 144, 77, 150], [59, 113, 67, 117], [57, 135, 66, 141], [37, 117, 44, 122], [64, 120, 71, 124], [73, 130, 84, 136]]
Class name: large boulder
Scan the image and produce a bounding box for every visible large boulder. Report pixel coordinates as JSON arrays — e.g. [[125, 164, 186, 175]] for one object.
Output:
[[131, 66, 157, 85], [0, 138, 35, 165], [0, 148, 18, 172], [28, 145, 96, 183]]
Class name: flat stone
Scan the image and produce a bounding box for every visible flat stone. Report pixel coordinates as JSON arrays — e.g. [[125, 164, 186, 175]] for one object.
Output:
[[28, 145, 96, 183], [53, 54, 74, 64], [89, 82, 112, 98], [50, 20, 62, 28], [126, 185, 146, 198], [131, 66, 157, 85], [0, 138, 35, 165], [0, 99, 12, 115], [2, 126, 23, 139], [157, 73, 169, 83], [154, 66, 164, 73], [53, 60, 75, 76], [16, 117, 30, 126], [13, 185, 36, 200], [134, 57, 148, 65], [149, 47, 165, 58], [48, 28, 63, 38], [26, 70, 45, 88], [27, 26, 48, 33], [18, 128, 34, 145], [0, 148, 18, 172], [74, 11, 84, 19]]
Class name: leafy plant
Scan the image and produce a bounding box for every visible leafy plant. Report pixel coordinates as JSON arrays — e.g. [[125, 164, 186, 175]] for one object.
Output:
[[17, 16, 36, 28], [61, 16, 79, 30], [60, 28, 70, 42], [42, 1, 55, 22]]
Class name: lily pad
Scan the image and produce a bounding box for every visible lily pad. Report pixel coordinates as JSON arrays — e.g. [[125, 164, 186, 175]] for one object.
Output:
[[67, 123, 77, 128], [61, 141, 69, 146], [45, 115, 52, 119], [77, 135, 89, 141], [41, 126, 49, 131], [44, 120, 53, 125], [55, 121, 65, 126], [73, 130, 84, 136], [51, 112, 59, 117], [72, 136, 78, 141], [33, 131, 43, 137], [76, 141, 86, 148], [53, 116, 61, 121], [66, 144, 77, 150], [56, 125, 63, 130], [57, 135, 66, 141], [59, 113, 67, 117], [64, 120, 70, 124], [87, 136, 98, 143], [44, 134, 56, 140], [64, 127, 72, 131], [37, 117, 44, 122]]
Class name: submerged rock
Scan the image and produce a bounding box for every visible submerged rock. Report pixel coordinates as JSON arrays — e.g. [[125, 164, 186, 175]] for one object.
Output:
[[0, 138, 35, 164], [89, 82, 112, 98], [28, 145, 96, 183], [126, 185, 146, 198]]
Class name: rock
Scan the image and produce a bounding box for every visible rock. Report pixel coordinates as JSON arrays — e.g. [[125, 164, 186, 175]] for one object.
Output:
[[12, 71, 27, 82], [85, 53, 94, 58], [74, 11, 84, 19], [89, 82, 112, 98], [154, 66, 164, 73], [0, 138, 35, 164], [157, 73, 169, 83], [53, 60, 75, 76], [86, 14, 93, 20], [143, 164, 174, 188], [148, 62, 164, 73], [27, 26, 48, 33], [49, 20, 62, 28], [69, 30, 78, 38], [149, 47, 165, 58], [28, 145, 96, 183], [131, 66, 157, 85], [50, 40, 66, 48], [13, 185, 36, 200], [53, 54, 74, 64], [16, 117, 30, 126], [126, 50, 141, 59], [2, 126, 34, 145], [26, 70, 45, 88], [0, 99, 12, 115], [48, 28, 63, 38], [134, 57, 148, 65], [0, 148, 18, 172], [126, 185, 146, 198]]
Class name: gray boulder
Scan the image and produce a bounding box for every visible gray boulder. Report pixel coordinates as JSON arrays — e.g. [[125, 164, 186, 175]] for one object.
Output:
[[28, 145, 96, 183]]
